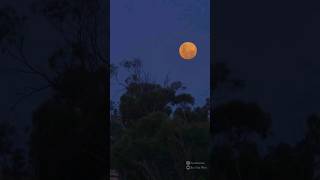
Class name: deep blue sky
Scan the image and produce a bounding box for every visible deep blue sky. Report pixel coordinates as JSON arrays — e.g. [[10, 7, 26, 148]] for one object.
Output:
[[110, 0, 320, 145], [110, 0, 210, 106]]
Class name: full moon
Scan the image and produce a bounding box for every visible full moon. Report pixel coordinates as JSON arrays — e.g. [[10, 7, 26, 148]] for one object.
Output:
[[179, 42, 197, 60]]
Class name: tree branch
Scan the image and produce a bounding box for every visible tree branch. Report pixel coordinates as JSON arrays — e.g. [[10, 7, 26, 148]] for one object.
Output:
[[10, 85, 50, 109]]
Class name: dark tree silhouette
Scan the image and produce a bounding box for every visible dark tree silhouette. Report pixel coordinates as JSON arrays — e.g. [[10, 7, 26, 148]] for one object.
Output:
[[211, 100, 271, 180], [114, 59, 195, 127], [213, 100, 271, 139], [211, 62, 316, 180], [212, 62, 269, 180], [0, 0, 107, 179], [261, 142, 313, 180], [111, 60, 209, 180]]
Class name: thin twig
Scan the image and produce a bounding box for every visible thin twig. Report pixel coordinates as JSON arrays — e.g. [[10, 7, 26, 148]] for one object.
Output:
[[10, 85, 50, 110]]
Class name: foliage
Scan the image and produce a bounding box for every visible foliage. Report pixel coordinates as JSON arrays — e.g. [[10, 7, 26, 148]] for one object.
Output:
[[0, 0, 107, 179], [213, 62, 245, 90], [111, 111, 209, 180], [213, 100, 271, 139], [110, 59, 209, 179]]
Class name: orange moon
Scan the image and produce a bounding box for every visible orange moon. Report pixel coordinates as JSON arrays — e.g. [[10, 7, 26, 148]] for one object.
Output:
[[179, 42, 197, 60]]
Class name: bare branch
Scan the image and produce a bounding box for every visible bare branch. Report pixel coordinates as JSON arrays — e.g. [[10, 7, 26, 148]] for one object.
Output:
[[10, 85, 50, 110], [5, 38, 55, 86]]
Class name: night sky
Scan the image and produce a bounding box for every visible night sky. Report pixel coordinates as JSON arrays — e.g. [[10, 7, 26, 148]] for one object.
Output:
[[2, 0, 320, 153], [0, 0, 62, 148], [215, 0, 320, 144], [111, 0, 210, 106]]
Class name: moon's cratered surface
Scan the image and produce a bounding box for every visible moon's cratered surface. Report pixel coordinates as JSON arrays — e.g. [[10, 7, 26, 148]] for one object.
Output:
[[179, 42, 197, 60]]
